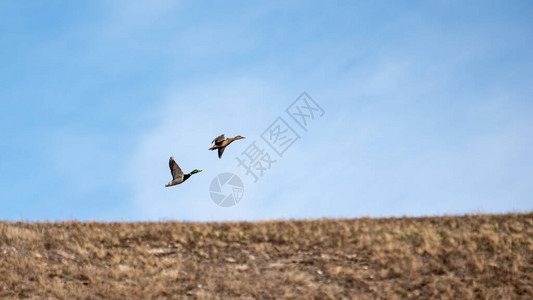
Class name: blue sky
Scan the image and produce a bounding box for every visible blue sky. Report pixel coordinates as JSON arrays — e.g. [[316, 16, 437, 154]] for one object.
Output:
[[1, 1, 532, 221]]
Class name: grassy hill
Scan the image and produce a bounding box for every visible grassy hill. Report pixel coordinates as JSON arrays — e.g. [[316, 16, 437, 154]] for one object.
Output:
[[1, 213, 532, 299]]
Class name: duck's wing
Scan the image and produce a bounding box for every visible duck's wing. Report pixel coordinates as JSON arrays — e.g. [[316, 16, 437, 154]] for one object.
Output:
[[212, 134, 225, 145], [218, 147, 226, 158], [169, 157, 184, 181]]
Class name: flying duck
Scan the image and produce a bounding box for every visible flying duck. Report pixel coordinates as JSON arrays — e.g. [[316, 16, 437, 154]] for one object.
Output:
[[209, 134, 245, 158], [165, 157, 202, 187]]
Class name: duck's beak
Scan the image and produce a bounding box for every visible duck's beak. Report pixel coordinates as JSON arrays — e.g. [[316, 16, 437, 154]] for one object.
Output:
[[198, 169, 203, 172]]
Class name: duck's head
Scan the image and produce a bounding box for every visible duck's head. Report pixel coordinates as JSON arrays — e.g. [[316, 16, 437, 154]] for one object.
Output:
[[234, 135, 245, 140], [191, 169, 203, 174]]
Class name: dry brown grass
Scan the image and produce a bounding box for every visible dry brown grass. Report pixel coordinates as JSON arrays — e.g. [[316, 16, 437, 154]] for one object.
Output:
[[1, 213, 532, 299]]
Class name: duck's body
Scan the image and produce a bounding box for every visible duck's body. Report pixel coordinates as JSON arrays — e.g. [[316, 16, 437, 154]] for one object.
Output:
[[165, 157, 202, 187], [209, 134, 245, 158]]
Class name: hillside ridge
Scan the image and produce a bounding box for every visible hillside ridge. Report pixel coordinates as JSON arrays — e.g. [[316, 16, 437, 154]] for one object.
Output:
[[1, 213, 532, 299]]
